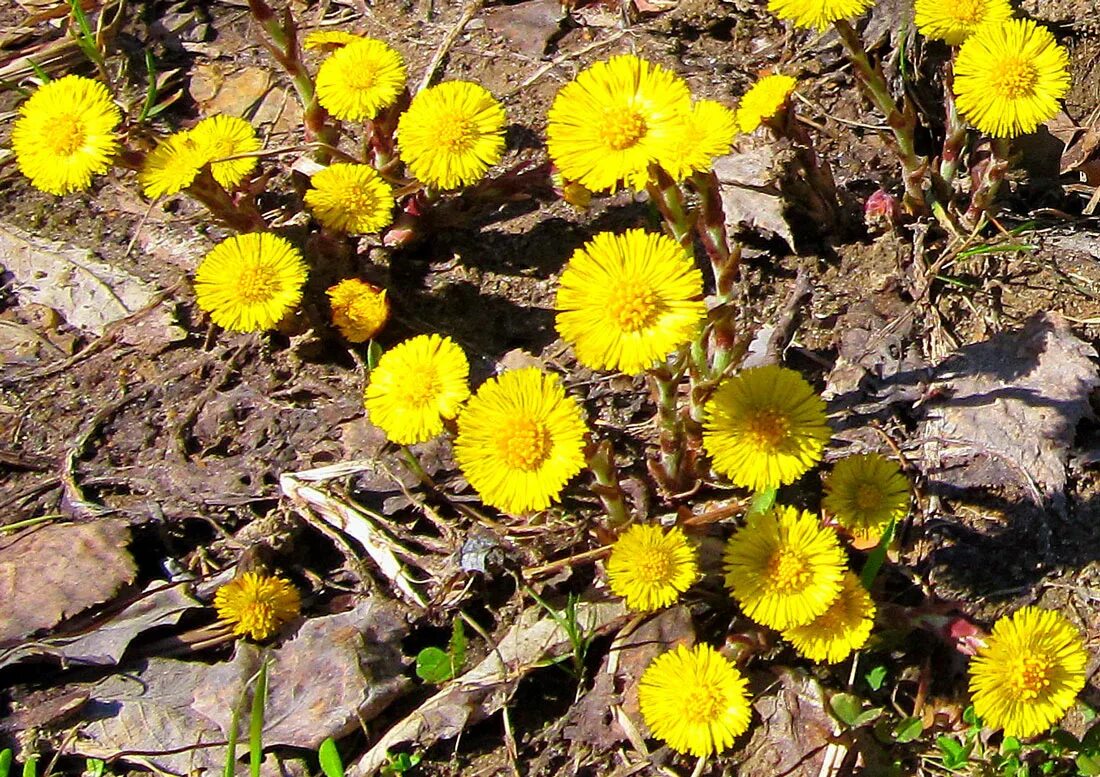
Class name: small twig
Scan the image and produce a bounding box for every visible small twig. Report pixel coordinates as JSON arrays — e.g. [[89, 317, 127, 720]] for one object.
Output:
[[522, 545, 610, 580], [418, 0, 484, 93], [761, 268, 812, 366]]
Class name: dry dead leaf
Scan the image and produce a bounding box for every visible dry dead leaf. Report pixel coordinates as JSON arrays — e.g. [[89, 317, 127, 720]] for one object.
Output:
[[713, 143, 795, 249], [737, 668, 836, 776], [483, 0, 564, 55]]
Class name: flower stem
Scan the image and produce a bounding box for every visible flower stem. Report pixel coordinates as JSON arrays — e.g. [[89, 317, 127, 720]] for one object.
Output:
[[647, 355, 694, 494], [187, 171, 267, 232], [400, 445, 437, 490], [966, 137, 1012, 227], [646, 163, 693, 247], [938, 60, 968, 189], [586, 439, 631, 527]]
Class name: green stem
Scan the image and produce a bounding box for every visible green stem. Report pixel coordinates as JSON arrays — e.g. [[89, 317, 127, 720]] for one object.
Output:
[[966, 137, 1011, 227], [585, 439, 631, 527], [646, 356, 693, 494], [645, 164, 693, 246], [400, 445, 436, 490], [938, 59, 967, 188], [187, 171, 267, 232]]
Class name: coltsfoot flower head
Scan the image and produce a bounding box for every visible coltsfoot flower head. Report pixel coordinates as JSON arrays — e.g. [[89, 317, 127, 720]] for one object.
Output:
[[214, 572, 301, 641], [724, 506, 846, 630], [397, 81, 507, 189], [913, 0, 1014, 44], [735, 74, 797, 134], [191, 115, 260, 190], [607, 524, 699, 612], [303, 30, 362, 50], [140, 130, 208, 198], [954, 18, 1070, 138], [316, 37, 407, 121], [702, 365, 831, 492], [768, 0, 874, 29], [305, 163, 395, 234], [969, 606, 1087, 738], [546, 55, 691, 192], [194, 233, 308, 332], [364, 334, 470, 445], [555, 229, 705, 375], [454, 368, 587, 515], [823, 453, 909, 541], [639, 643, 752, 756], [327, 279, 390, 342], [664, 100, 737, 180], [12, 74, 120, 195], [782, 572, 875, 663]]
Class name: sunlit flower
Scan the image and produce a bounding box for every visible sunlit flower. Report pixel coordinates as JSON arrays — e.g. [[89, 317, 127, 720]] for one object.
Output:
[[316, 36, 407, 121], [969, 606, 1087, 738], [303, 30, 362, 50], [913, 0, 1013, 44], [639, 643, 752, 756], [214, 572, 301, 641], [364, 333, 470, 445], [724, 506, 845, 630], [823, 453, 909, 542], [735, 74, 797, 134], [546, 55, 691, 192], [767, 0, 874, 29], [664, 100, 737, 180], [327, 279, 390, 342], [702, 365, 831, 492], [12, 74, 120, 195], [193, 233, 308, 332], [139, 130, 208, 198], [782, 572, 875, 663], [305, 163, 395, 233], [191, 115, 260, 190], [397, 81, 507, 189], [607, 524, 699, 612], [454, 368, 587, 515], [954, 19, 1070, 138], [555, 230, 705, 375]]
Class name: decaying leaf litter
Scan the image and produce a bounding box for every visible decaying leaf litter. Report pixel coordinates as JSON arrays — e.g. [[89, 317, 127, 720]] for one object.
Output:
[[4, 0, 1100, 774]]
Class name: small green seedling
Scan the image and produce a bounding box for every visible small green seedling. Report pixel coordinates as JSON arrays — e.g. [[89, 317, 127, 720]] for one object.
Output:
[[318, 738, 344, 777], [415, 618, 467, 683], [380, 752, 421, 776]]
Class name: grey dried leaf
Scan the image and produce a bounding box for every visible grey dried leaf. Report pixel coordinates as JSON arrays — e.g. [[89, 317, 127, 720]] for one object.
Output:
[[736, 667, 834, 776]]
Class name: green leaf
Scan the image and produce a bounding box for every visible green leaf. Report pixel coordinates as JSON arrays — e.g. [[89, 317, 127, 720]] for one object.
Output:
[[448, 618, 467, 677], [747, 488, 777, 517], [860, 518, 895, 590], [892, 716, 923, 744], [318, 738, 344, 777], [416, 647, 454, 683], [865, 665, 888, 692], [1000, 736, 1022, 756], [828, 693, 864, 728], [0, 750, 12, 777], [366, 341, 383, 371], [936, 736, 969, 770], [1077, 753, 1100, 776], [85, 759, 106, 777], [21, 757, 36, 777], [962, 705, 980, 728]]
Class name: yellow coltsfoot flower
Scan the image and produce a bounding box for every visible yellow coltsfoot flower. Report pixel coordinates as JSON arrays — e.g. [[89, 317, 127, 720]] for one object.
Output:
[[768, 0, 874, 30], [316, 37, 407, 121], [913, 0, 1013, 45], [664, 99, 737, 180], [140, 130, 209, 198], [607, 524, 699, 612], [735, 74, 797, 134], [191, 115, 261, 190], [326, 279, 390, 342], [305, 163, 395, 234], [214, 572, 301, 641], [782, 571, 876, 663], [823, 453, 909, 542]]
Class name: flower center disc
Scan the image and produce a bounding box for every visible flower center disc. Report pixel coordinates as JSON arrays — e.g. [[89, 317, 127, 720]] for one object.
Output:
[[950, 0, 987, 24], [237, 263, 279, 304], [992, 57, 1040, 99], [854, 484, 883, 511], [497, 418, 552, 471], [437, 115, 478, 153], [346, 66, 378, 92], [346, 183, 380, 215], [399, 368, 441, 407], [600, 107, 648, 151], [48, 114, 88, 157], [610, 281, 660, 331], [1008, 651, 1054, 700], [684, 686, 726, 725], [746, 409, 790, 449], [767, 548, 812, 592], [637, 552, 675, 585]]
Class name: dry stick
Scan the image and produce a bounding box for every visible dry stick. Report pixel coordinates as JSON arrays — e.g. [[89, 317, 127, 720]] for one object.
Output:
[[418, 0, 485, 93], [760, 268, 812, 367]]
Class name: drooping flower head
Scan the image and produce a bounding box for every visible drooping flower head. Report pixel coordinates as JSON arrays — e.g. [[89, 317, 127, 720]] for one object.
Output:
[[303, 30, 363, 50], [639, 643, 752, 756], [555, 230, 705, 375], [193, 233, 308, 332], [546, 55, 691, 192], [702, 365, 831, 492], [397, 81, 507, 189], [913, 0, 1014, 45], [782, 572, 876, 663], [305, 163, 395, 234], [969, 606, 1087, 738], [364, 334, 470, 445], [953, 18, 1070, 138], [723, 506, 846, 630], [12, 74, 121, 195], [768, 0, 874, 29], [316, 37, 407, 121], [664, 99, 737, 180], [327, 279, 390, 342], [140, 130, 209, 198], [191, 115, 261, 190], [607, 524, 699, 612], [454, 368, 587, 515], [214, 572, 301, 641], [823, 453, 909, 541], [735, 74, 797, 134]]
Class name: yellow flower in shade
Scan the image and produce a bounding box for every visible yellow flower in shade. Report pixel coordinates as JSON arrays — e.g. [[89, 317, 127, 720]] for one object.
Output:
[[702, 365, 831, 493], [953, 19, 1070, 138], [327, 279, 390, 342], [193, 233, 308, 332], [555, 230, 705, 375], [397, 81, 507, 189], [316, 37, 407, 121], [665, 100, 737, 180], [782, 572, 875, 663], [454, 368, 587, 515], [303, 30, 362, 50], [607, 524, 699, 612], [11, 75, 120, 195], [767, 0, 874, 29], [969, 606, 1087, 738], [913, 0, 1013, 45], [364, 334, 470, 445], [214, 572, 301, 641], [639, 644, 752, 756], [191, 115, 260, 190], [723, 506, 845, 630], [823, 453, 909, 541], [735, 74, 797, 134], [305, 163, 395, 234], [546, 55, 691, 192], [140, 130, 208, 198]]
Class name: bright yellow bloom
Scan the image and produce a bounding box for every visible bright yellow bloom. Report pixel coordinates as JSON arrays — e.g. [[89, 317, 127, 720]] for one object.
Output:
[[316, 37, 406, 121], [140, 130, 208, 198], [214, 572, 301, 641], [823, 453, 909, 541], [782, 572, 875, 663], [607, 524, 698, 612], [397, 81, 507, 189], [11, 75, 120, 195], [193, 233, 308, 332], [191, 115, 260, 190], [639, 644, 752, 756], [723, 506, 845, 630], [768, 0, 874, 29], [303, 30, 362, 50], [969, 606, 1087, 738], [664, 100, 737, 180], [735, 74, 797, 134], [454, 368, 587, 515], [305, 163, 395, 233], [913, 0, 1013, 44], [327, 279, 390, 342], [546, 55, 691, 192], [954, 19, 1070, 138], [364, 334, 470, 445], [702, 365, 831, 492], [555, 230, 705, 375]]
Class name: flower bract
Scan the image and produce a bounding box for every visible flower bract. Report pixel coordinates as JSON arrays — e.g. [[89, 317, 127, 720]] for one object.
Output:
[[305, 163, 395, 234], [607, 524, 699, 612], [303, 30, 362, 50], [782, 571, 875, 663], [664, 99, 737, 180], [214, 572, 301, 641], [767, 0, 875, 29], [191, 115, 260, 190], [823, 453, 909, 541], [913, 0, 1013, 44], [735, 74, 797, 134], [327, 279, 390, 342], [316, 37, 407, 121], [140, 130, 208, 198]]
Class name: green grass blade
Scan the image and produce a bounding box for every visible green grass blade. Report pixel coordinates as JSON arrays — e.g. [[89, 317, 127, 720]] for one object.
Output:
[[249, 659, 270, 777], [318, 738, 344, 777], [0, 749, 12, 777], [21, 757, 36, 777]]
